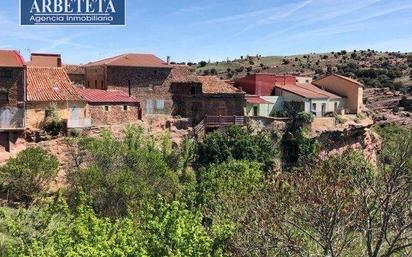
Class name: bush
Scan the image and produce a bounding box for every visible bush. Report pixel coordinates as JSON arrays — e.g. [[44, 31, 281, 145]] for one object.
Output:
[[295, 112, 314, 126], [198, 61, 207, 67], [195, 126, 277, 172], [0, 147, 59, 204]]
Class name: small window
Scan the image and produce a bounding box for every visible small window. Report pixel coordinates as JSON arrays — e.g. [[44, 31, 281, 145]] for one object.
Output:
[[101, 81, 104, 89], [156, 99, 165, 110], [334, 102, 338, 112], [0, 70, 12, 79], [306, 79, 310, 83], [95, 80, 97, 88], [104, 106, 109, 112], [312, 103, 317, 111], [153, 70, 158, 75], [123, 105, 128, 111], [0, 92, 8, 101], [190, 86, 196, 95]]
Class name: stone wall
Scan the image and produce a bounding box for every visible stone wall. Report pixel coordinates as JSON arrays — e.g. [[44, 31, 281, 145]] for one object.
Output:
[[89, 104, 140, 126], [0, 67, 24, 108], [26, 101, 88, 129], [171, 82, 245, 124], [84, 65, 174, 115]]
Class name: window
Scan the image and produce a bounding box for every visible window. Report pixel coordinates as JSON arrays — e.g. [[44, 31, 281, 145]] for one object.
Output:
[[87, 81, 90, 87], [123, 105, 128, 111], [0, 92, 8, 101], [95, 80, 97, 88], [101, 81, 104, 89], [190, 86, 196, 95], [146, 99, 154, 114], [0, 69, 12, 79], [156, 99, 165, 110], [104, 106, 109, 112], [312, 103, 317, 111], [153, 70, 158, 75], [306, 79, 310, 83], [334, 102, 338, 112]]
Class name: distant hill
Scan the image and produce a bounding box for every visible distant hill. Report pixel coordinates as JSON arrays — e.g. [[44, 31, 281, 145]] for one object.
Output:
[[191, 50, 412, 91]]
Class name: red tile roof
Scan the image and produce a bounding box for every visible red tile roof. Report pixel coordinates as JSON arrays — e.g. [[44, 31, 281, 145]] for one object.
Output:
[[64, 64, 85, 75], [296, 83, 342, 99], [0, 50, 25, 68], [27, 67, 84, 102], [276, 84, 332, 99], [83, 53, 170, 68], [313, 74, 363, 87], [77, 88, 138, 104], [169, 66, 200, 83], [246, 95, 272, 104], [197, 76, 242, 94]]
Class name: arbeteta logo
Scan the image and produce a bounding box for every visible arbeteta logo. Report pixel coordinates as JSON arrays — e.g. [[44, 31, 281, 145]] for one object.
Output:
[[20, 0, 126, 26]]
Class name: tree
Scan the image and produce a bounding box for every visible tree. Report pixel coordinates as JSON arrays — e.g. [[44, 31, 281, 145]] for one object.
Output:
[[195, 126, 277, 172], [199, 61, 207, 67], [67, 128, 181, 217], [0, 147, 59, 205], [353, 130, 412, 257]]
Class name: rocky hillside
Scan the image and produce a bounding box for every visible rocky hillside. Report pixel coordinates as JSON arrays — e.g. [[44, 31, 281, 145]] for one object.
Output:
[[192, 50, 412, 91]]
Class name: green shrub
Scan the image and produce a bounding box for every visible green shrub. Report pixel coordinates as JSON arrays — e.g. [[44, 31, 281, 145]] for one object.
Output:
[[0, 147, 59, 204]]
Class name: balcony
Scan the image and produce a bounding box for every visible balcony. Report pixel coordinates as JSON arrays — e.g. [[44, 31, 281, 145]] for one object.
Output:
[[0, 107, 25, 130], [67, 118, 92, 129]]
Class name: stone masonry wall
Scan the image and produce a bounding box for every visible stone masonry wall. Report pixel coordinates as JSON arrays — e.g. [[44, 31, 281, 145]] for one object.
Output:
[[0, 68, 24, 108], [89, 104, 140, 126]]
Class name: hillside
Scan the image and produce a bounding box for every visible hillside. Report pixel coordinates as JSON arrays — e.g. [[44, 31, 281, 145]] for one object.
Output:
[[193, 50, 412, 91]]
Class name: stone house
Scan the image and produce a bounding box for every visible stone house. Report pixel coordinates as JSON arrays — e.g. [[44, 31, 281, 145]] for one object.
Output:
[[171, 74, 245, 124], [26, 66, 89, 129], [0, 50, 26, 152], [64, 64, 85, 85], [83, 53, 173, 115], [76, 88, 141, 126]]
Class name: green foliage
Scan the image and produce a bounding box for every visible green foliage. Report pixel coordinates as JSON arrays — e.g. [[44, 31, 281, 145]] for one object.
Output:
[[0, 147, 59, 204], [67, 127, 181, 217], [295, 111, 314, 126], [195, 126, 277, 172], [141, 201, 213, 257]]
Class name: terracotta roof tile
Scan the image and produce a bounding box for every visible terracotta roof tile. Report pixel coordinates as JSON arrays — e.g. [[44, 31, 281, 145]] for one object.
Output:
[[77, 88, 138, 104], [296, 83, 342, 99], [169, 66, 200, 83], [0, 50, 25, 68], [246, 95, 272, 104], [64, 64, 85, 75], [27, 67, 84, 102], [276, 84, 329, 99], [312, 74, 363, 87], [197, 76, 241, 94], [83, 53, 171, 68]]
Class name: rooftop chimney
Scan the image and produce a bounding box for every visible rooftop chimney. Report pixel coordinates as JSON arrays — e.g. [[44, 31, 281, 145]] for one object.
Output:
[[29, 53, 62, 67], [166, 56, 170, 65]]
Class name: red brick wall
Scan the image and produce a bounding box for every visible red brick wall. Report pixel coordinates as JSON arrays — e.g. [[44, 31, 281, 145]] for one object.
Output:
[[89, 104, 140, 126]]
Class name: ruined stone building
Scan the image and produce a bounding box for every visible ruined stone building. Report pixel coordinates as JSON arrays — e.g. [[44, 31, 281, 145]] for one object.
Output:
[[83, 53, 173, 115], [77, 88, 141, 126], [0, 50, 25, 152], [171, 73, 245, 124]]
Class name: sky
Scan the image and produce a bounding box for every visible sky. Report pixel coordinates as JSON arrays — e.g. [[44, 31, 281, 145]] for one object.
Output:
[[0, 0, 412, 64]]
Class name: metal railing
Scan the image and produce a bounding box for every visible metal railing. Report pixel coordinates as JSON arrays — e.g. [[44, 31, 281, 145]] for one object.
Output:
[[204, 115, 245, 127]]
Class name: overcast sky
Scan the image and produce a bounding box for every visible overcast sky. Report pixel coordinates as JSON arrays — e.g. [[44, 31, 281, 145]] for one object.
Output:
[[1, 0, 411, 64]]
